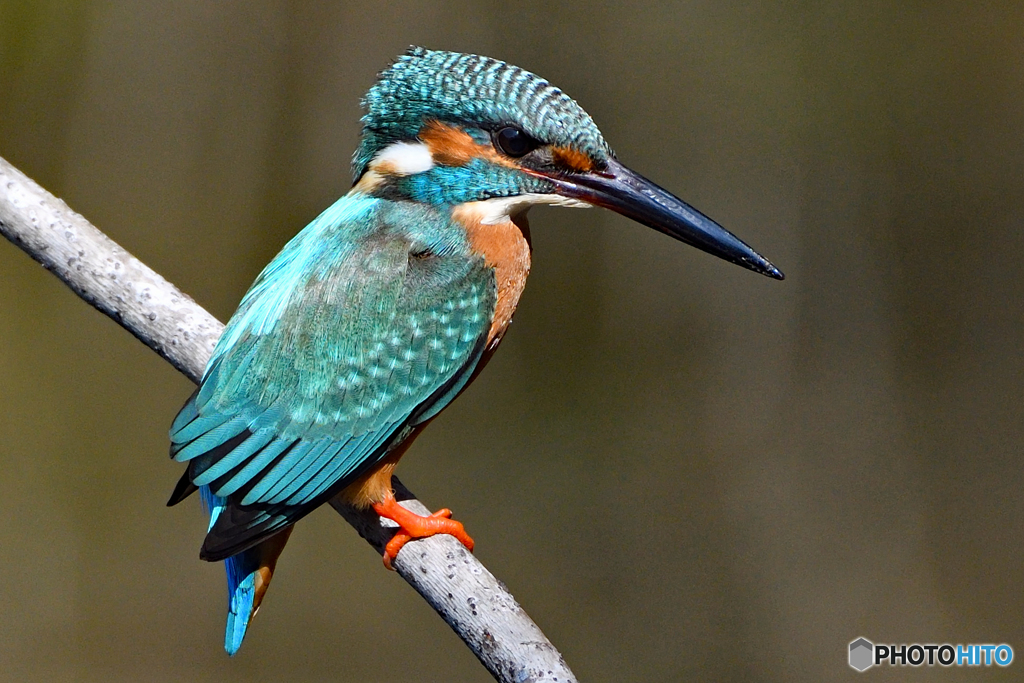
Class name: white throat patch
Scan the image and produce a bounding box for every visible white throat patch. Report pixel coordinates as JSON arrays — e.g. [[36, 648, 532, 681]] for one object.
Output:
[[469, 193, 592, 225]]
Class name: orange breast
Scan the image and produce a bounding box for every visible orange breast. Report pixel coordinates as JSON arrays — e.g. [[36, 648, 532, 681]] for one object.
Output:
[[451, 204, 532, 349]]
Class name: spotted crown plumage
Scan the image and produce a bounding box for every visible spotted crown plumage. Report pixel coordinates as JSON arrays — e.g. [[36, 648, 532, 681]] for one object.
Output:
[[353, 47, 612, 180]]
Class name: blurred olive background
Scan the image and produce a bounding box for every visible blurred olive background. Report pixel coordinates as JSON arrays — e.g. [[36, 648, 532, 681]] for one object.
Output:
[[2, 1, 1023, 681]]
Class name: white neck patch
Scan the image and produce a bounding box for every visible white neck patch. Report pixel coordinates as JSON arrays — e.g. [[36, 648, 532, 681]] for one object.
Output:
[[370, 141, 435, 175]]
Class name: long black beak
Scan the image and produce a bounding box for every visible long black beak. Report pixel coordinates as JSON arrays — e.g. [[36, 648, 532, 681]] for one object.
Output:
[[534, 158, 783, 280]]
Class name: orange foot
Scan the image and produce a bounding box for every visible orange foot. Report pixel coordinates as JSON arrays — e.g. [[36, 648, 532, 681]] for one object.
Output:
[[371, 491, 475, 570]]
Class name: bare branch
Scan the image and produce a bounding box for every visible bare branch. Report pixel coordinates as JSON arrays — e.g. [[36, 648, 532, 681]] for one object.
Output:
[[0, 155, 577, 683]]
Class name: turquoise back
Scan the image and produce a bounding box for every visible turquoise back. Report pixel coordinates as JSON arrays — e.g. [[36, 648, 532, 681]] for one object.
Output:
[[169, 195, 497, 559]]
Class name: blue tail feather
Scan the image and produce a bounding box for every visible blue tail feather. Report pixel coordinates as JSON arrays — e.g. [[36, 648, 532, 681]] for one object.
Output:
[[200, 485, 261, 655], [224, 553, 260, 655]]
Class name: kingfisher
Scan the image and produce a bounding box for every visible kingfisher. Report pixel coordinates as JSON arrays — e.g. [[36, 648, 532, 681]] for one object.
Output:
[[166, 47, 782, 655]]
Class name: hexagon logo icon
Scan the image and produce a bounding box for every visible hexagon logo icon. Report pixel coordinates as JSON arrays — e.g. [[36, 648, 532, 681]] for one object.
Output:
[[849, 637, 874, 671]]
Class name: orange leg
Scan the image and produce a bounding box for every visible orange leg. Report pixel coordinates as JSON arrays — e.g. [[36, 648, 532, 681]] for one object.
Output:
[[371, 490, 474, 570]]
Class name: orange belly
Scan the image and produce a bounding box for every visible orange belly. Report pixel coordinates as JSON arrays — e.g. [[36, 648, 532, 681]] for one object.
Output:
[[338, 427, 425, 508]]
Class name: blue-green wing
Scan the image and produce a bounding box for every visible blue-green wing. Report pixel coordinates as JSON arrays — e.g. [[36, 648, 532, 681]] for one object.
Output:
[[168, 198, 495, 559]]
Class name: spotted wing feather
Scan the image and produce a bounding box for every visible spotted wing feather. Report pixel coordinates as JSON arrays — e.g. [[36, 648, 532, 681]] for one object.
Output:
[[169, 198, 495, 560]]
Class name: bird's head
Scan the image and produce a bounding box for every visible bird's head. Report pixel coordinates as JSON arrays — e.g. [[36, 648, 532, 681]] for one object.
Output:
[[352, 47, 782, 279]]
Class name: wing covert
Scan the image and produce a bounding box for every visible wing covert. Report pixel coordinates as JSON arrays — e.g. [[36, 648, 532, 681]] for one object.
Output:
[[169, 200, 495, 516]]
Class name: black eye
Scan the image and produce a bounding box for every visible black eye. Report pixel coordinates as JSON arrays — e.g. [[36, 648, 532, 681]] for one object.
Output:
[[494, 126, 537, 157]]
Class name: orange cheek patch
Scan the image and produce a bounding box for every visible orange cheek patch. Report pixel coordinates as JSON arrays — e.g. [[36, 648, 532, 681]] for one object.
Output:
[[419, 120, 518, 169], [420, 121, 478, 166], [551, 146, 595, 172]]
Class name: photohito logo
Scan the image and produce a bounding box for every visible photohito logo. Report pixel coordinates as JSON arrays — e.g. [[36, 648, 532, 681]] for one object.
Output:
[[848, 637, 1013, 671]]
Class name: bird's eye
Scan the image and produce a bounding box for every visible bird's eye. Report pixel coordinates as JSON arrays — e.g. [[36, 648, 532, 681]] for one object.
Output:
[[493, 127, 537, 157]]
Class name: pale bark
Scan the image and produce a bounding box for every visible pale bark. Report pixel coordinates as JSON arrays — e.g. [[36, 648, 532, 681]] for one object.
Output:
[[0, 155, 577, 683]]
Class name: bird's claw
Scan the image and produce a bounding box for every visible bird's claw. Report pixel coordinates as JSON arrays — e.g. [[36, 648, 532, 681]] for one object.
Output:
[[373, 494, 474, 571]]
